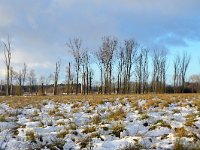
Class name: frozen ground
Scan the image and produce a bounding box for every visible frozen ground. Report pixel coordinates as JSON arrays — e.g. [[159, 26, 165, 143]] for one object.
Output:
[[0, 96, 200, 150]]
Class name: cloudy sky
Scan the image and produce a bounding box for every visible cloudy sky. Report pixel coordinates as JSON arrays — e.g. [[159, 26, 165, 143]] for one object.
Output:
[[0, 0, 200, 83]]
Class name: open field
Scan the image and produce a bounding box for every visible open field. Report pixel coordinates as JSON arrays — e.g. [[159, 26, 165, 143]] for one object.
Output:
[[0, 94, 200, 149]]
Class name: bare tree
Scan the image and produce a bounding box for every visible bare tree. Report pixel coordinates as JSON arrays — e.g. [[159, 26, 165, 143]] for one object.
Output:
[[45, 73, 54, 95], [189, 74, 200, 93], [12, 63, 28, 95], [0, 80, 3, 92], [123, 39, 138, 94], [2, 36, 12, 96], [173, 55, 181, 93], [142, 48, 149, 93], [117, 46, 124, 94], [28, 69, 36, 95], [81, 49, 90, 95], [95, 49, 104, 94], [22, 63, 27, 86], [66, 62, 71, 94], [135, 48, 149, 94], [89, 68, 94, 93], [53, 60, 61, 95], [39, 76, 45, 95], [152, 49, 167, 93], [13, 70, 23, 95], [67, 38, 82, 95], [180, 52, 191, 93], [100, 36, 117, 94], [10, 67, 14, 95]]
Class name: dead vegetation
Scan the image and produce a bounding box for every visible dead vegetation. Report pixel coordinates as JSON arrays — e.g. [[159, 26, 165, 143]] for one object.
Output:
[[0, 94, 200, 109]]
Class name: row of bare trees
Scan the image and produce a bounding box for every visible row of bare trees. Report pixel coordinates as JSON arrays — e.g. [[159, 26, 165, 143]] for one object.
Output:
[[151, 50, 167, 93], [173, 52, 191, 93], [1, 36, 192, 96], [67, 38, 94, 95], [66, 37, 191, 95], [1, 37, 45, 95]]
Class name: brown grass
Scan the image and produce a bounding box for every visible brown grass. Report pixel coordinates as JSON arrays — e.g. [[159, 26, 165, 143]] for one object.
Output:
[[107, 108, 126, 121], [0, 94, 199, 108], [82, 126, 96, 134], [185, 114, 198, 126], [175, 127, 188, 137], [111, 122, 125, 138]]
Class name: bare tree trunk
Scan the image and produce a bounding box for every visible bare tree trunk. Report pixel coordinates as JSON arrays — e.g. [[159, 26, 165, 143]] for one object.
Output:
[[89, 71, 92, 93], [109, 63, 112, 94], [117, 73, 120, 94], [100, 69, 103, 94], [67, 62, 71, 94], [76, 71, 79, 94], [180, 52, 191, 93], [2, 36, 12, 96], [10, 67, 13, 95], [53, 60, 61, 95], [7, 67, 10, 95], [86, 66, 89, 94], [67, 38, 82, 95], [151, 49, 167, 93], [123, 39, 137, 94]]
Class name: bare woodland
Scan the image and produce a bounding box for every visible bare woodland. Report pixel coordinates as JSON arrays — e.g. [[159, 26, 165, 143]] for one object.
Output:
[[0, 36, 196, 96]]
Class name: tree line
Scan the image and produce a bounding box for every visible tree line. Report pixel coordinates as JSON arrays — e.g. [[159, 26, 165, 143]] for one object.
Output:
[[1, 36, 195, 96]]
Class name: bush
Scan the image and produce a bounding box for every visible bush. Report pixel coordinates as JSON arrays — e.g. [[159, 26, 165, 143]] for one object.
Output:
[[26, 130, 36, 142], [82, 126, 96, 134], [107, 108, 126, 121], [111, 122, 125, 138]]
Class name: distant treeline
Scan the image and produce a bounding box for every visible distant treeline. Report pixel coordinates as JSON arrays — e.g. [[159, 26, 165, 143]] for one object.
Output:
[[2, 36, 200, 96]]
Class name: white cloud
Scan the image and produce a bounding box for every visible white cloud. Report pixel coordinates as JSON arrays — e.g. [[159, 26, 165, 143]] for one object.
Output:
[[0, 0, 200, 80], [0, 5, 14, 27]]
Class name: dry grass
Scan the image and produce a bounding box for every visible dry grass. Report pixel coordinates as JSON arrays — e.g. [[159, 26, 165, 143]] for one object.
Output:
[[57, 130, 68, 139], [82, 126, 96, 134], [92, 115, 101, 124], [175, 127, 189, 137], [140, 113, 149, 120], [0, 115, 6, 122], [194, 99, 200, 111], [149, 120, 171, 130], [111, 122, 125, 138], [0, 94, 199, 109], [26, 130, 36, 142], [174, 139, 200, 150], [185, 114, 198, 126], [107, 108, 126, 121]]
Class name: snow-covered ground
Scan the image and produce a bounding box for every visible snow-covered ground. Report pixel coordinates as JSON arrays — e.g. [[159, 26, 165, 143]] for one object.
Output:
[[0, 97, 200, 150]]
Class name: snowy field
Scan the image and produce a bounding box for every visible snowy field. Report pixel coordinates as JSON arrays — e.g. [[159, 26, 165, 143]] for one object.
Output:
[[0, 95, 200, 150]]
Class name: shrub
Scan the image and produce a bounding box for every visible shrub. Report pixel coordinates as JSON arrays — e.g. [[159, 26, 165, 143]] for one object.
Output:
[[140, 113, 149, 120], [57, 130, 68, 139], [175, 127, 188, 137], [92, 115, 101, 124], [185, 114, 197, 126], [121, 143, 143, 150], [56, 120, 66, 126], [149, 120, 171, 130], [26, 130, 36, 142], [0, 115, 6, 122], [79, 137, 91, 149], [111, 122, 125, 138], [69, 122, 76, 130], [107, 108, 126, 121], [82, 126, 96, 134], [47, 139, 65, 150], [174, 139, 200, 150]]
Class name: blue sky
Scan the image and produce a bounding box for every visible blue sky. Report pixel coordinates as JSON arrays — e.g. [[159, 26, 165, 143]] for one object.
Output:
[[0, 0, 200, 84]]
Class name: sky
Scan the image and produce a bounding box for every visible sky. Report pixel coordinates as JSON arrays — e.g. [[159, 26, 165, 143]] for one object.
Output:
[[0, 0, 200, 84]]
